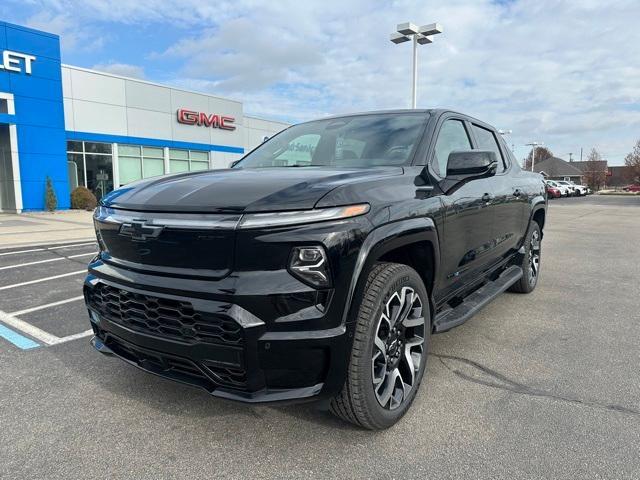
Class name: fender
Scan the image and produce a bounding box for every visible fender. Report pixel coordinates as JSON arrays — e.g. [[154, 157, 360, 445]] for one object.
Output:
[[341, 216, 440, 326], [528, 194, 547, 231], [516, 195, 546, 252]]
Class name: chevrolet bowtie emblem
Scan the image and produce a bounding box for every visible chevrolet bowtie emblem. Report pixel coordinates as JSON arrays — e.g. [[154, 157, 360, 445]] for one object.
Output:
[[119, 220, 163, 241]]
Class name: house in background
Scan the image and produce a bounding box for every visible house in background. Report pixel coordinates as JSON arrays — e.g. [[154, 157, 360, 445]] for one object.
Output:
[[532, 156, 584, 184]]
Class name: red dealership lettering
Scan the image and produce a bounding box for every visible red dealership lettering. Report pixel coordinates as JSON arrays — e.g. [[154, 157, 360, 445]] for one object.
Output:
[[177, 109, 236, 130]]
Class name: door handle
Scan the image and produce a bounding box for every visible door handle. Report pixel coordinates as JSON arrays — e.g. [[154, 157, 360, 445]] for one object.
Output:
[[513, 189, 522, 197], [482, 193, 493, 202]]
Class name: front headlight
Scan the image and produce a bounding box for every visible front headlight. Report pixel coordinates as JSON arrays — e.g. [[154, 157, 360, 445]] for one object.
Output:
[[237, 204, 369, 229], [288, 246, 331, 288]]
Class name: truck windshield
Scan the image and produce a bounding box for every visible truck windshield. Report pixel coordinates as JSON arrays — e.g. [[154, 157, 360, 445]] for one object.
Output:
[[234, 113, 428, 168]]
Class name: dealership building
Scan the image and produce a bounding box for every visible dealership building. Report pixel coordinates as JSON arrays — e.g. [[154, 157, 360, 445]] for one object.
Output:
[[0, 20, 289, 212]]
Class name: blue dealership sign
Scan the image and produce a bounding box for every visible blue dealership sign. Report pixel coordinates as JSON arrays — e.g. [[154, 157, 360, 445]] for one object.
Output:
[[0, 21, 68, 210]]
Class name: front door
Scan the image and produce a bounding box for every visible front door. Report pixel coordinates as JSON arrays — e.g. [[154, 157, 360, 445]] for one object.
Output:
[[470, 123, 526, 259], [432, 118, 496, 300]]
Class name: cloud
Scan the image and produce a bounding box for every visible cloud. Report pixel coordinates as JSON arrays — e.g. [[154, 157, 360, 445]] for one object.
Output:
[[19, 0, 242, 27], [8, 0, 640, 163], [91, 62, 146, 79], [153, 0, 640, 164], [25, 12, 105, 52]]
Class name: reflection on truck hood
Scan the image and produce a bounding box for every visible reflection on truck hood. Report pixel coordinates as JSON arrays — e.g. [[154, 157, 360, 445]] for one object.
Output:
[[100, 166, 404, 213]]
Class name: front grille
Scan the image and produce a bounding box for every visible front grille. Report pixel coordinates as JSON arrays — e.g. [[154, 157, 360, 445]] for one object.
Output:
[[103, 333, 249, 391], [202, 363, 248, 389], [109, 335, 205, 379], [86, 284, 243, 346]]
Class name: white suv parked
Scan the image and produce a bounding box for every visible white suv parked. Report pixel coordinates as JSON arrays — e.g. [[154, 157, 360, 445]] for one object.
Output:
[[569, 183, 588, 196], [546, 180, 571, 196], [555, 181, 577, 196]]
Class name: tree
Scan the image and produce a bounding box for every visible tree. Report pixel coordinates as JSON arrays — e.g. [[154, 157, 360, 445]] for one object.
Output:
[[44, 176, 57, 212], [624, 139, 640, 184], [582, 148, 607, 190], [523, 146, 554, 170]]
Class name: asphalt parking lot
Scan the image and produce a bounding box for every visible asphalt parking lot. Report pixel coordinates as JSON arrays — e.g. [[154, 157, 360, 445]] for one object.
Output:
[[1, 195, 639, 479]]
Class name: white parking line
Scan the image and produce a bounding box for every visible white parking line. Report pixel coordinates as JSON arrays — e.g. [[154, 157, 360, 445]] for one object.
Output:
[[0, 252, 95, 271], [9, 296, 85, 317], [48, 242, 96, 251], [0, 270, 87, 291], [0, 309, 60, 345], [54, 330, 93, 344], [0, 247, 46, 256], [0, 308, 93, 346], [0, 241, 96, 257]]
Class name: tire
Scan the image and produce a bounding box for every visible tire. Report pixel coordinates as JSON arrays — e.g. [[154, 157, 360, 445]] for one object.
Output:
[[330, 262, 430, 430], [509, 220, 542, 293]]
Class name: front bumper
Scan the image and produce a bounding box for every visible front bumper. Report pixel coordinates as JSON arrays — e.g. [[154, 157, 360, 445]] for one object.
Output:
[[84, 274, 351, 404]]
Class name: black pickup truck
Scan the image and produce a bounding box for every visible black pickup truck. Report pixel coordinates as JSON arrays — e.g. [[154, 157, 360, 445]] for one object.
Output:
[[85, 109, 546, 429]]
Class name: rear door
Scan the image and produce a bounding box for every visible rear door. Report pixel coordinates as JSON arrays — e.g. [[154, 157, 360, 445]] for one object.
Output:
[[431, 116, 497, 300]]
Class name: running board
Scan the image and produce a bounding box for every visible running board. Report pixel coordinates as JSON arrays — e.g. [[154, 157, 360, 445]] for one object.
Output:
[[433, 265, 523, 333]]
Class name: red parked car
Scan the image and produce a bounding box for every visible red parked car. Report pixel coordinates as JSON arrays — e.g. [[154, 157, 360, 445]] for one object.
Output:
[[545, 184, 562, 198], [622, 184, 640, 192]]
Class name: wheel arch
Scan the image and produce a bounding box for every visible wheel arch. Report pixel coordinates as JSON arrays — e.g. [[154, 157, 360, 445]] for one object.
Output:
[[341, 217, 440, 327], [529, 199, 547, 236], [532, 207, 546, 230]]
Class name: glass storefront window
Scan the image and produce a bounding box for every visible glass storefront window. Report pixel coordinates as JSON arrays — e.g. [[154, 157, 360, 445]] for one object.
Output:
[[142, 147, 165, 179], [67, 153, 85, 188], [85, 153, 113, 200], [190, 151, 209, 161], [67, 141, 83, 153], [118, 145, 141, 156], [84, 142, 112, 154], [169, 149, 189, 160], [143, 146, 163, 158], [119, 156, 142, 184], [143, 158, 164, 177], [117, 145, 167, 182], [170, 160, 190, 172], [66, 142, 210, 191], [169, 148, 210, 172], [66, 141, 113, 201], [190, 161, 208, 171]]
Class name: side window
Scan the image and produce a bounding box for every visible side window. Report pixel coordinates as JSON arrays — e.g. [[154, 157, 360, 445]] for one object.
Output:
[[433, 120, 472, 176], [472, 125, 505, 172], [499, 136, 516, 170]]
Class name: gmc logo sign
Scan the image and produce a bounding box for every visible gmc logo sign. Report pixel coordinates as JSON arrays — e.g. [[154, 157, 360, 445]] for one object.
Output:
[[177, 109, 236, 130]]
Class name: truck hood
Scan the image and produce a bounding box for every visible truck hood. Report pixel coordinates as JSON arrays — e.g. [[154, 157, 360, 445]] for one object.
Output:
[[101, 166, 404, 213]]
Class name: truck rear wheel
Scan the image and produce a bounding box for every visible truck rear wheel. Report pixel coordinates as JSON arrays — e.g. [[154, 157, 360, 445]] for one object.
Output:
[[330, 262, 430, 430], [509, 220, 542, 293]]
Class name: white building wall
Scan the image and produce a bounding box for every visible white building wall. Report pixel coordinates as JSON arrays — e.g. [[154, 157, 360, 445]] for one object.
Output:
[[61, 65, 288, 161]]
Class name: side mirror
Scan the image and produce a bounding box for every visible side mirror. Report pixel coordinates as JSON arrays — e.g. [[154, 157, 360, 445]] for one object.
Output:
[[446, 150, 498, 180]]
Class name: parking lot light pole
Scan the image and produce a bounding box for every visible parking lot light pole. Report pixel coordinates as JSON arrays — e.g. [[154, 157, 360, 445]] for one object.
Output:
[[526, 142, 543, 171], [390, 22, 443, 109]]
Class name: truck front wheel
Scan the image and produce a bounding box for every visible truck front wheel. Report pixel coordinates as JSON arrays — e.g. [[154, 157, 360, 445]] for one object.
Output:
[[330, 262, 430, 430]]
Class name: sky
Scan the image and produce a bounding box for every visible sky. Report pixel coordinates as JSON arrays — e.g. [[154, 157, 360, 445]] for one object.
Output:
[[2, 0, 639, 165]]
